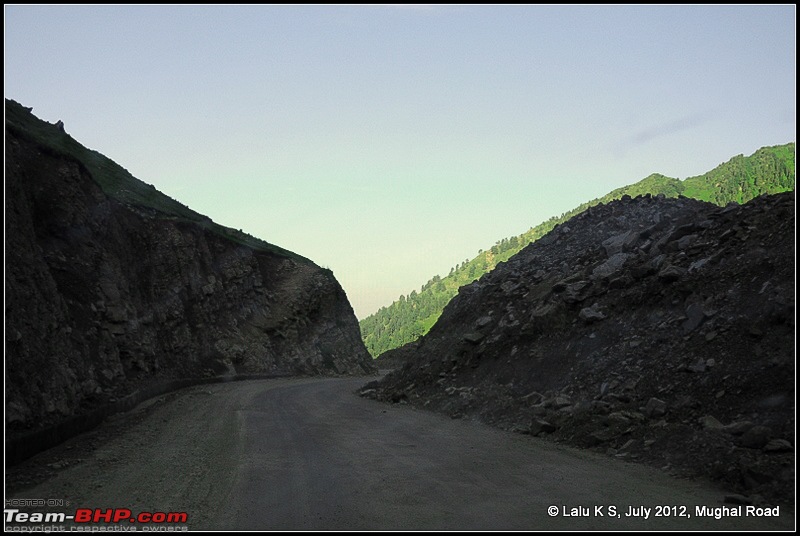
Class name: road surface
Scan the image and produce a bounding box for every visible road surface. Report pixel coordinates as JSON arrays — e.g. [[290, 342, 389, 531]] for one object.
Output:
[[6, 377, 794, 530]]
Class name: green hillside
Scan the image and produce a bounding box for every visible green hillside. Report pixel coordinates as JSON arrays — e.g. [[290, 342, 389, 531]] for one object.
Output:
[[360, 143, 796, 358], [5, 98, 312, 263]]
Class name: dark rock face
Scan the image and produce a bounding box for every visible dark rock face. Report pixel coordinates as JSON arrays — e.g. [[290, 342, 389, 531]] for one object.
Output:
[[364, 192, 795, 503], [6, 110, 375, 436]]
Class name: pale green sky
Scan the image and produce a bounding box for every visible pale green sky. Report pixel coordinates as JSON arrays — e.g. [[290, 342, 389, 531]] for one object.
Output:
[[5, 5, 796, 318]]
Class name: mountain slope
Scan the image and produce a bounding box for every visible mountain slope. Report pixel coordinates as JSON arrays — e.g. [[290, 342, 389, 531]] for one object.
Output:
[[362, 191, 795, 503], [5, 99, 376, 447], [4, 99, 308, 260], [360, 143, 795, 357]]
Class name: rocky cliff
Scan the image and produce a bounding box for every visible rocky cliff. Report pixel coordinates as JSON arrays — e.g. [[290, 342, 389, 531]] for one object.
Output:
[[363, 191, 795, 503], [5, 99, 376, 438]]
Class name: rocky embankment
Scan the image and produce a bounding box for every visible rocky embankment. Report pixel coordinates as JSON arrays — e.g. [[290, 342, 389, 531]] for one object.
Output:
[[363, 192, 795, 504], [5, 101, 375, 444]]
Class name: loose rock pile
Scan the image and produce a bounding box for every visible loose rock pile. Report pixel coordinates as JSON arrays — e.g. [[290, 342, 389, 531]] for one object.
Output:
[[363, 192, 795, 504]]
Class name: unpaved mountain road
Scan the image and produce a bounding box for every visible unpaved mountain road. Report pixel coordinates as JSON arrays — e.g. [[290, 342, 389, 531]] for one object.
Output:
[[6, 377, 794, 531]]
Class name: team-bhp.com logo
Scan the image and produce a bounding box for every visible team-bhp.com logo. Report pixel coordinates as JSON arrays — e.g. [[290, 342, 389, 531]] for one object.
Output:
[[5, 508, 188, 524], [74, 509, 187, 524]]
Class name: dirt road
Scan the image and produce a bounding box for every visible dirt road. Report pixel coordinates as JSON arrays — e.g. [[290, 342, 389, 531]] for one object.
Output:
[[5, 378, 794, 530]]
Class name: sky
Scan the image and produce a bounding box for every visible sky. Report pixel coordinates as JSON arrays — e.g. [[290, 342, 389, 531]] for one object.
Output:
[[4, 5, 796, 319]]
